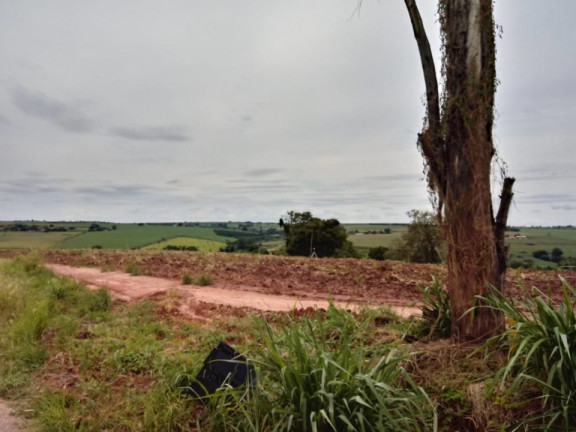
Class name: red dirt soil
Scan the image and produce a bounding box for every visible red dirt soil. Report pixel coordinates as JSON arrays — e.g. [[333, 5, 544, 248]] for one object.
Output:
[[3, 249, 573, 317]]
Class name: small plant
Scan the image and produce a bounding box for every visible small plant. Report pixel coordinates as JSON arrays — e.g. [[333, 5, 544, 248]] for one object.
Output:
[[181, 273, 193, 285], [124, 261, 142, 276], [196, 274, 213, 286], [409, 277, 451, 339]]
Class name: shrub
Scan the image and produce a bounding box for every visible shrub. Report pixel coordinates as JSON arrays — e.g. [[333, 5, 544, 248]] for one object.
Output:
[[368, 246, 389, 261], [181, 273, 193, 285], [196, 274, 213, 286], [532, 250, 550, 261]]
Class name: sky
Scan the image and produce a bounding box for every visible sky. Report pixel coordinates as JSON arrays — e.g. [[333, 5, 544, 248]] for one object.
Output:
[[1, 1, 575, 225]]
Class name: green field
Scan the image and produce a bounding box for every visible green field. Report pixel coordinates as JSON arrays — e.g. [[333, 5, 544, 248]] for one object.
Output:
[[59, 224, 235, 249], [142, 236, 226, 252], [348, 232, 405, 249], [507, 227, 576, 268], [0, 231, 78, 249]]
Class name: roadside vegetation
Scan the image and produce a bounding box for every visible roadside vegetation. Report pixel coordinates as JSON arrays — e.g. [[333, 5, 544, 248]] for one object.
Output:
[[1, 253, 575, 430]]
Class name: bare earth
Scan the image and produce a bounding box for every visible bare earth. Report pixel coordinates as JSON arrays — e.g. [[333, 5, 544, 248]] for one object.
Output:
[[45, 263, 420, 319]]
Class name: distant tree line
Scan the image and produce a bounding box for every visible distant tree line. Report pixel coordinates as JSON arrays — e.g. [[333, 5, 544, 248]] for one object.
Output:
[[163, 245, 198, 251], [348, 229, 392, 235], [3, 223, 75, 232], [88, 223, 116, 232]]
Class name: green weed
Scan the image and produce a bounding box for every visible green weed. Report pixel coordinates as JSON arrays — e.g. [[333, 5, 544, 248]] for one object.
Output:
[[410, 276, 451, 339], [181, 272, 193, 285], [196, 274, 213, 286], [124, 261, 143, 276]]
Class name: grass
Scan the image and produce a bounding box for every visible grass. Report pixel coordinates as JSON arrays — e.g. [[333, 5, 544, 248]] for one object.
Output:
[[0, 231, 78, 249], [348, 232, 405, 249]]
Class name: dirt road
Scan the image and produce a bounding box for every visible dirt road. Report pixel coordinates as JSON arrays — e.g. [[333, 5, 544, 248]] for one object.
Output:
[[45, 264, 420, 319]]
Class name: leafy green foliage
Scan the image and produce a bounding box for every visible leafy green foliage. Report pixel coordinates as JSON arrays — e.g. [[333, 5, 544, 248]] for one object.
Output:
[[280, 211, 359, 258], [368, 246, 389, 260], [389, 210, 443, 263], [410, 277, 451, 339], [481, 278, 576, 429]]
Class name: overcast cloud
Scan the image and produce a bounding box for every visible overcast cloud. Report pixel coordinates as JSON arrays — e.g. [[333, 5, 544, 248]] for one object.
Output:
[[0, 0, 575, 225]]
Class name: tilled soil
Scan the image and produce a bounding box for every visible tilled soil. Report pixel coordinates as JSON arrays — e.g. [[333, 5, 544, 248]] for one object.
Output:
[[34, 249, 576, 309]]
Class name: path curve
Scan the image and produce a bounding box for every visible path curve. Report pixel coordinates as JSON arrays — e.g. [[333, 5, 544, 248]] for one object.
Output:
[[46, 264, 419, 318]]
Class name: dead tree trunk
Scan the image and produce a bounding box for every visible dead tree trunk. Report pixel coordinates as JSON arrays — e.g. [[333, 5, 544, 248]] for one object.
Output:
[[404, 0, 515, 341]]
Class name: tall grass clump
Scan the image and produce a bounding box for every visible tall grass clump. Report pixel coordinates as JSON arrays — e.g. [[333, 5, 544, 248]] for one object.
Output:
[[199, 305, 437, 431], [408, 277, 451, 339], [480, 277, 576, 430]]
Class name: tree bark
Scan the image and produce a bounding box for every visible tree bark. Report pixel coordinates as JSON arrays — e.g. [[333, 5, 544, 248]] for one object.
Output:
[[404, 0, 515, 341]]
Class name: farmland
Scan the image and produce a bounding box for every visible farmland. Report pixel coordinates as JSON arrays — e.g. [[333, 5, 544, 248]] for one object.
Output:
[[1, 221, 576, 269]]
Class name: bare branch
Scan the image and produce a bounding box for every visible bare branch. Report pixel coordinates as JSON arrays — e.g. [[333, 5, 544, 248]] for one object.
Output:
[[403, 0, 441, 133], [494, 176, 515, 239], [404, 0, 446, 203]]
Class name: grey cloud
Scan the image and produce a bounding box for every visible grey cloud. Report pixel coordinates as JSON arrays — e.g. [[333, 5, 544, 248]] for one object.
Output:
[[551, 204, 576, 211], [110, 125, 191, 142], [75, 185, 154, 197], [0, 177, 72, 195], [10, 87, 93, 133], [0, 176, 165, 200], [244, 169, 282, 177]]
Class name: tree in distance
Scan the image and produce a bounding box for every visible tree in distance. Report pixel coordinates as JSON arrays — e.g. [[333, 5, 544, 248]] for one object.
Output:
[[279, 211, 359, 258], [368, 246, 389, 261], [389, 210, 443, 264]]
